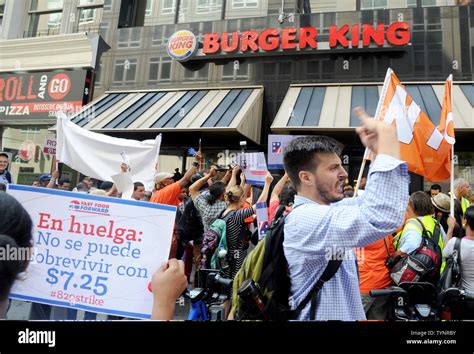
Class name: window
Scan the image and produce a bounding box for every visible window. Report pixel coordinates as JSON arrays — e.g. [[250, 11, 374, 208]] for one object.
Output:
[[190, 22, 213, 42], [79, 7, 96, 24], [27, 0, 65, 37], [421, 0, 437, 6], [103, 0, 112, 11], [113, 58, 138, 85], [76, 0, 104, 32], [360, 0, 387, 9], [196, 0, 222, 14], [232, 0, 258, 8], [99, 22, 109, 41], [152, 24, 176, 46], [184, 65, 209, 81], [0, 0, 5, 33], [148, 57, 172, 83], [222, 62, 249, 81], [146, 0, 154, 16], [407, 0, 418, 7], [162, 0, 176, 14], [30, 0, 64, 11], [117, 27, 142, 48]]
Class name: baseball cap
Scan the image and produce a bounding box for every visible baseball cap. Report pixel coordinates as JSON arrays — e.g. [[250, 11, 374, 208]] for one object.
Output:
[[99, 181, 114, 190], [154, 172, 174, 185], [39, 174, 52, 181]]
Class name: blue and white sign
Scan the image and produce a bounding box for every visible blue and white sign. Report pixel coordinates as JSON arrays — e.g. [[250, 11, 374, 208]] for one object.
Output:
[[237, 152, 268, 187], [8, 185, 176, 319], [256, 202, 269, 241], [268, 134, 303, 169]]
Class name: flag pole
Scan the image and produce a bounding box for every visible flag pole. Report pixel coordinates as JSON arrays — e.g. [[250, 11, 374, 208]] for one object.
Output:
[[450, 145, 455, 217], [449, 75, 455, 217], [353, 68, 393, 197]]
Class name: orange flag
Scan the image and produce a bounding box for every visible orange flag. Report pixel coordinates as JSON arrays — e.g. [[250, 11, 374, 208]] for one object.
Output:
[[371, 69, 454, 182]]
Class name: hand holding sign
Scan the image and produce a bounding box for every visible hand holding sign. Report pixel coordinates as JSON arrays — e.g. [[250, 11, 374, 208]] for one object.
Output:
[[151, 259, 187, 320]]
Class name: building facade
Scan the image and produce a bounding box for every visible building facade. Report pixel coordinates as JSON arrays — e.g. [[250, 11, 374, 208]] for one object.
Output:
[[0, 0, 473, 190]]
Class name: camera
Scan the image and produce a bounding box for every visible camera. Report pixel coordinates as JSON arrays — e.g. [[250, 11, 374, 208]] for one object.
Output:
[[237, 279, 266, 316], [385, 255, 400, 269]]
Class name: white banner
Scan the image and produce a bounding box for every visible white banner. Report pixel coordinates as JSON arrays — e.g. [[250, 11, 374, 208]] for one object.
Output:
[[56, 113, 161, 188], [237, 152, 268, 187], [8, 185, 176, 319]]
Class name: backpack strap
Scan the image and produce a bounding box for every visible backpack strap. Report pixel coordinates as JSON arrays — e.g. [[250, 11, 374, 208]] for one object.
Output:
[[293, 257, 343, 320]]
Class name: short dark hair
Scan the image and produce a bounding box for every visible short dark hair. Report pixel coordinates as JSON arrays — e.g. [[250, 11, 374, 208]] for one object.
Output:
[[133, 182, 144, 191], [430, 184, 441, 192], [283, 136, 343, 189], [58, 178, 70, 186], [76, 182, 88, 192], [465, 206, 474, 230], [409, 191, 434, 216]]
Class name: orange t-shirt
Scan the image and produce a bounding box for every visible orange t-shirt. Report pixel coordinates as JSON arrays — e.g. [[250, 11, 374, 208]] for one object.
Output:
[[241, 201, 254, 223], [358, 235, 395, 294], [150, 182, 181, 207]]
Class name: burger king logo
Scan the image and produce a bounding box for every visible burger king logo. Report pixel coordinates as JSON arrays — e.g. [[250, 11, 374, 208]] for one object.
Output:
[[167, 30, 198, 62]]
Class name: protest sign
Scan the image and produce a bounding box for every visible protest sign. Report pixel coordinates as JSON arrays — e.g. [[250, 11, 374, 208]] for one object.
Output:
[[8, 185, 175, 319], [237, 152, 268, 187], [268, 135, 303, 169], [256, 202, 269, 241], [43, 137, 57, 155]]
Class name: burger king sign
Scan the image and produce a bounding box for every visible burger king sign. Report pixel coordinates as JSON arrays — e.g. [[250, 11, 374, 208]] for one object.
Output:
[[167, 30, 198, 62]]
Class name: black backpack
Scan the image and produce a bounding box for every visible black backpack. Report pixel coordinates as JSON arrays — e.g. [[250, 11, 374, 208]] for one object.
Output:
[[233, 205, 342, 321], [176, 197, 204, 243], [390, 219, 442, 285]]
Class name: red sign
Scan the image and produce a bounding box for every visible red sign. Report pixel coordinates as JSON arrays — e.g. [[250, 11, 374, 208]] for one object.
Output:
[[203, 22, 410, 55], [0, 70, 90, 120]]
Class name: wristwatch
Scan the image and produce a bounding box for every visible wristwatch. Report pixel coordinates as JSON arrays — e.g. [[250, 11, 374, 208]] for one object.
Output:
[[192, 161, 199, 168]]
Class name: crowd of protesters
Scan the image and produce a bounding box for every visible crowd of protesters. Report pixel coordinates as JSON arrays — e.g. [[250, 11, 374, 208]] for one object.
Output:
[[0, 108, 473, 321]]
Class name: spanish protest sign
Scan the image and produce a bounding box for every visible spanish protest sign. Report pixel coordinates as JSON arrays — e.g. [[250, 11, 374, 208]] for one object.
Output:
[[7, 185, 175, 319]]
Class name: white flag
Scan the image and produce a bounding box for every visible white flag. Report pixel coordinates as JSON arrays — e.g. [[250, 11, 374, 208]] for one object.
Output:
[[56, 112, 161, 187]]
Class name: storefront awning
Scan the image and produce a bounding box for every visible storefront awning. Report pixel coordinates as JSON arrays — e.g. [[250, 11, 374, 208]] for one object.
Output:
[[272, 83, 474, 132], [71, 87, 264, 143]]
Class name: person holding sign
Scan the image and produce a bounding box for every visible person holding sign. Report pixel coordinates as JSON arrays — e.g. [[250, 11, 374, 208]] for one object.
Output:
[[221, 172, 273, 282], [0, 193, 33, 318]]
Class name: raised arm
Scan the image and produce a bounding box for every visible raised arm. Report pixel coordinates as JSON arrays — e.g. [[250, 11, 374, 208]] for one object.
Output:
[[177, 152, 201, 188], [220, 168, 232, 185], [250, 172, 274, 212], [46, 170, 60, 189], [189, 166, 217, 200], [444, 216, 457, 248], [227, 165, 241, 191], [270, 173, 289, 204]]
